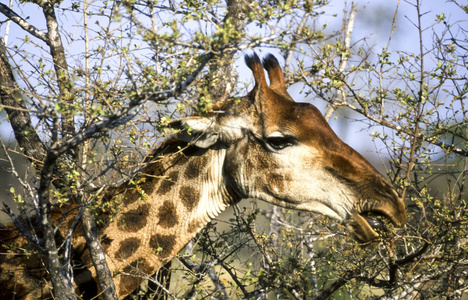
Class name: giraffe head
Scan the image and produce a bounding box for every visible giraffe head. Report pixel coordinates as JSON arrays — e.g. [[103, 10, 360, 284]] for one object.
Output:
[[170, 53, 406, 242]]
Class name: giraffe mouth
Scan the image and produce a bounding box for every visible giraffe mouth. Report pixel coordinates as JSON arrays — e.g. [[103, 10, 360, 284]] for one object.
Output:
[[361, 210, 398, 230], [362, 213, 386, 230], [348, 210, 401, 243]]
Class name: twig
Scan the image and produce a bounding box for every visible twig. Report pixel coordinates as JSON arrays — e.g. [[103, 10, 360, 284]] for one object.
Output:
[[179, 258, 227, 300], [284, 12, 310, 69], [141, 52, 214, 102], [0, 3, 50, 44], [306, 76, 468, 157], [0, 139, 39, 215], [324, 2, 357, 121], [42, 3, 76, 142], [400, 0, 426, 200], [0, 38, 47, 166], [3, 0, 12, 45], [1, 203, 43, 251]]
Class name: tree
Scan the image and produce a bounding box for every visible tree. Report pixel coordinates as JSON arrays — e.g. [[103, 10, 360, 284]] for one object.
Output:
[[0, 0, 467, 299]]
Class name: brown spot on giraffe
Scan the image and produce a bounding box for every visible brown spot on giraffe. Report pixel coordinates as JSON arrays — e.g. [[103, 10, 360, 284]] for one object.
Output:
[[149, 234, 177, 258], [139, 177, 160, 197], [172, 153, 189, 167], [106, 162, 165, 208], [117, 237, 141, 259], [187, 219, 202, 234], [118, 203, 150, 232], [184, 156, 207, 179], [79, 248, 92, 266], [101, 234, 113, 251], [157, 201, 179, 228], [179, 186, 200, 211], [121, 188, 142, 206], [157, 171, 178, 194], [118, 181, 156, 207], [134, 161, 167, 197], [118, 258, 153, 296]]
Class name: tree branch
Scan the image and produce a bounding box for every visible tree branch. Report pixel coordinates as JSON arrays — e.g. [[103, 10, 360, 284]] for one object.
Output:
[[395, 242, 430, 266], [306, 73, 468, 157], [316, 272, 351, 300], [316, 242, 430, 298], [0, 37, 47, 167], [179, 258, 228, 300], [42, 3, 76, 141], [0, 3, 50, 44], [38, 152, 77, 300], [138, 52, 213, 102], [324, 1, 357, 121], [205, 0, 246, 102]]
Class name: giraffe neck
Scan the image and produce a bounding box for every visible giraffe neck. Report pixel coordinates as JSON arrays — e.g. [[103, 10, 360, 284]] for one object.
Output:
[[78, 142, 237, 298]]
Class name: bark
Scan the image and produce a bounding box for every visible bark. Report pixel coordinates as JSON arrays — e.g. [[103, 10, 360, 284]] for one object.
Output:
[[79, 204, 118, 299], [41, 2, 76, 141], [41, 4, 117, 298], [39, 155, 77, 300], [0, 38, 46, 167], [205, 0, 246, 102], [0, 3, 118, 298]]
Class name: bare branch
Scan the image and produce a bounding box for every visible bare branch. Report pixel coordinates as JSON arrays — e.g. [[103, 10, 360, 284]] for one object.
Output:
[[0, 3, 50, 44], [324, 2, 357, 121]]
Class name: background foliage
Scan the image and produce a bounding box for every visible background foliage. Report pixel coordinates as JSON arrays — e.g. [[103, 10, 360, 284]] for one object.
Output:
[[0, 0, 467, 298]]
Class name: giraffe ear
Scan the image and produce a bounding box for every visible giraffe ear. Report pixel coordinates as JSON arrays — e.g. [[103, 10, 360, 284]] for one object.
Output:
[[168, 114, 248, 148]]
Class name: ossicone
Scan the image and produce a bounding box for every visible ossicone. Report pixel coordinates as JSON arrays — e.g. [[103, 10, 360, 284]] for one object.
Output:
[[262, 54, 288, 97], [244, 52, 267, 89], [245, 52, 292, 101]]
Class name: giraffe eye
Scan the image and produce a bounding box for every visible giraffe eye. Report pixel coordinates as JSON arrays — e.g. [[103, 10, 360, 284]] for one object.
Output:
[[265, 136, 296, 151]]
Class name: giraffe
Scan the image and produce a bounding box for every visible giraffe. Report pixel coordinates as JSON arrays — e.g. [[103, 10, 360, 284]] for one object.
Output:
[[0, 53, 406, 299]]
